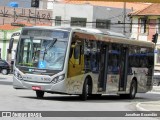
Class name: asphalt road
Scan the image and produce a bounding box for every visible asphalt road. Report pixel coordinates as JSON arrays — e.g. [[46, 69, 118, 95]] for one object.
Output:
[[0, 74, 160, 120]]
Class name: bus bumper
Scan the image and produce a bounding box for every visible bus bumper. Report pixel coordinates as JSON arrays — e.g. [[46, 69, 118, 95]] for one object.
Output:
[[13, 76, 66, 93]]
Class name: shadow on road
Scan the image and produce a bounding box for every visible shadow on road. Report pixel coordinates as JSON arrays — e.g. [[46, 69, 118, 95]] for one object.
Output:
[[0, 81, 12, 85], [19, 92, 160, 103]]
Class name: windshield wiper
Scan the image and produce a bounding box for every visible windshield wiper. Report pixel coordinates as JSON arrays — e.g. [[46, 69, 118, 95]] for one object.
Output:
[[43, 38, 57, 60]]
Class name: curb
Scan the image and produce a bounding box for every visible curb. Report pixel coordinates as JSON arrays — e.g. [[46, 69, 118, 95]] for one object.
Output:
[[151, 86, 160, 93], [136, 103, 150, 111], [151, 91, 160, 93]]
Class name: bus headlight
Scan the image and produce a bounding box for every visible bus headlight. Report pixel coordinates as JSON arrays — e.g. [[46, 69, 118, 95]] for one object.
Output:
[[52, 74, 65, 84], [13, 70, 23, 80]]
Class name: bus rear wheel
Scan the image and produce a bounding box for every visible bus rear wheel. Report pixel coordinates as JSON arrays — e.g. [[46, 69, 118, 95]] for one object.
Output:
[[126, 80, 137, 99], [128, 80, 137, 99], [120, 80, 137, 99], [36, 91, 44, 98]]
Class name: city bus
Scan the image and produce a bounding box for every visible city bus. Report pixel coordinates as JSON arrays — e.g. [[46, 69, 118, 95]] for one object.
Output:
[[12, 26, 155, 100]]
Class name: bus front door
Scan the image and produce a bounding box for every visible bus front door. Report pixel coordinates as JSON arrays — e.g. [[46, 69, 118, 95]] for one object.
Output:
[[119, 47, 129, 91]]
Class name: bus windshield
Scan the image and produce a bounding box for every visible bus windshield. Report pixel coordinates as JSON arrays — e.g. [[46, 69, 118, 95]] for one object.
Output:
[[15, 30, 69, 74]]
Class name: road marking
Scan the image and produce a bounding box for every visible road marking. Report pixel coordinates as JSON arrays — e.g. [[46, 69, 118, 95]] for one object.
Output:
[[136, 103, 149, 111]]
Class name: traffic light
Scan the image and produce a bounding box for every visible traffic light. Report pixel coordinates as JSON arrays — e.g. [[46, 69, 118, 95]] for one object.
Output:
[[152, 33, 158, 44], [31, 0, 39, 8]]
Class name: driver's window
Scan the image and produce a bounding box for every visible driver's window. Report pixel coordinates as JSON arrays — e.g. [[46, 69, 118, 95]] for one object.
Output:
[[70, 33, 83, 65]]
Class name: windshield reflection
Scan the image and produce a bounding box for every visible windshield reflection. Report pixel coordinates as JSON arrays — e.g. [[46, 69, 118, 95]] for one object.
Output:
[[16, 38, 67, 71]]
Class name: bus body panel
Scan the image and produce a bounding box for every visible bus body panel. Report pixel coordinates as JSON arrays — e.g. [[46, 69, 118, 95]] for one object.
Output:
[[13, 68, 153, 95], [12, 27, 154, 99], [105, 74, 119, 93], [13, 75, 67, 94]]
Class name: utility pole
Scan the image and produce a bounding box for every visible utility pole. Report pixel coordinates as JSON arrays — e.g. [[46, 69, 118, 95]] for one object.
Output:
[[35, 8, 36, 25], [123, 2, 126, 35], [31, 0, 39, 25], [14, 8, 16, 22]]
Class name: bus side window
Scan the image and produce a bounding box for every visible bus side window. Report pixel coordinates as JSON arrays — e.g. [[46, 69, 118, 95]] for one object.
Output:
[[74, 45, 80, 59], [70, 41, 76, 59], [74, 41, 83, 65], [107, 44, 120, 74]]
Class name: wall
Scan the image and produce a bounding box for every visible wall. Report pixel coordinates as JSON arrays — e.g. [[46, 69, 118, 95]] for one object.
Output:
[[130, 17, 139, 40], [0, 6, 53, 26], [130, 16, 160, 70], [47, 3, 132, 37], [48, 3, 93, 28], [0, 29, 20, 61], [93, 6, 132, 37]]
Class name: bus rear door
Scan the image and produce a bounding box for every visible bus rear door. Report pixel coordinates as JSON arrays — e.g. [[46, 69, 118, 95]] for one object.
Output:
[[119, 47, 129, 91]]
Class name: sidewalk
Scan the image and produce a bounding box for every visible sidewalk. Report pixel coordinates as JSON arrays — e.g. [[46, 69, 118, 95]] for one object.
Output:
[[0, 73, 13, 82], [0, 73, 13, 77], [136, 86, 160, 111]]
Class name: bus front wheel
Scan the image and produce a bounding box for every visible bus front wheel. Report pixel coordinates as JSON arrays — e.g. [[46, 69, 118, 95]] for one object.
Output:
[[36, 91, 44, 98], [80, 78, 89, 101]]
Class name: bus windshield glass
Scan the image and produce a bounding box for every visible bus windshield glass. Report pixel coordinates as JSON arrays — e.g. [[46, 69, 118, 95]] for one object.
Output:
[[15, 29, 69, 74]]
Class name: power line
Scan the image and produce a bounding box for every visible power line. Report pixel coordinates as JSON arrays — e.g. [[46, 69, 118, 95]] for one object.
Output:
[[1, 13, 160, 25]]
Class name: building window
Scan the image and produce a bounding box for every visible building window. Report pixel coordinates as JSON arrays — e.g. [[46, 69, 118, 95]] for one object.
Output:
[[71, 17, 87, 27], [55, 16, 61, 26], [140, 18, 147, 33], [96, 19, 111, 29]]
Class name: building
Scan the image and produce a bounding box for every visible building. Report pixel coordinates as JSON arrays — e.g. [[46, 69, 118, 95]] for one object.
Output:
[[38, 1, 151, 37], [0, 24, 21, 60], [0, 1, 152, 61], [129, 3, 160, 70], [61, 0, 151, 10], [0, 5, 53, 61], [41, 2, 132, 37]]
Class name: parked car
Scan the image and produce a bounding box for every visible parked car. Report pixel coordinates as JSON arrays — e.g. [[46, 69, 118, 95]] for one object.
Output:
[[153, 70, 160, 86], [0, 59, 10, 75]]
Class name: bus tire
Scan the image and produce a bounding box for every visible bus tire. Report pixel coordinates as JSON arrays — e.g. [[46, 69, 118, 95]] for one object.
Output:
[[128, 80, 137, 99], [80, 78, 89, 101], [120, 80, 137, 99], [36, 91, 44, 98]]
